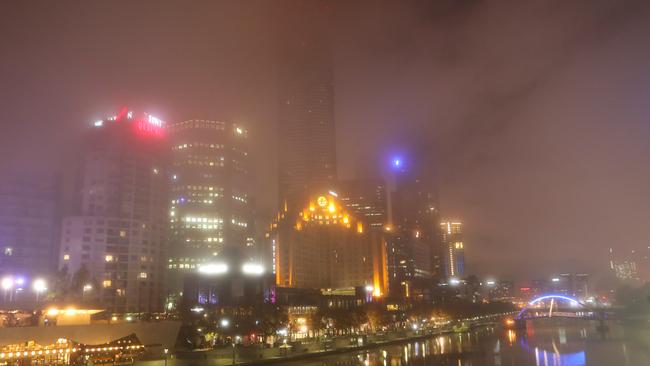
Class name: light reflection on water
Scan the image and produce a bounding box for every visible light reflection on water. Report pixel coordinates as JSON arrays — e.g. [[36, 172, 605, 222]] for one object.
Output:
[[278, 319, 650, 366]]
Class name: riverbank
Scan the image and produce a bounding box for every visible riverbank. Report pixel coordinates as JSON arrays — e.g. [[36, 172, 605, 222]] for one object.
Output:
[[136, 313, 512, 366]]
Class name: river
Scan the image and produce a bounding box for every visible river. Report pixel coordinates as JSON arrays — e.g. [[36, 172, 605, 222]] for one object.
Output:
[[276, 319, 650, 366]]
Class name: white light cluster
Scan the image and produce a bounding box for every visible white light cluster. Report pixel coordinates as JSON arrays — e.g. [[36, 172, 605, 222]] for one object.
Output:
[[242, 263, 264, 275], [198, 263, 228, 275]]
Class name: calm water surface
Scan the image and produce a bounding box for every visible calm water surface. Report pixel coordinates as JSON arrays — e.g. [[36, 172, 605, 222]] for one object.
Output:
[[278, 319, 650, 366]]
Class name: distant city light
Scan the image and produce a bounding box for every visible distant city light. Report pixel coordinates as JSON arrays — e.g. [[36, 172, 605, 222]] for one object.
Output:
[[198, 263, 228, 275], [551, 278, 560, 282], [191, 306, 204, 313], [365, 285, 374, 292], [449, 278, 461, 286], [392, 158, 401, 168], [486, 280, 496, 286], [220, 318, 230, 328]]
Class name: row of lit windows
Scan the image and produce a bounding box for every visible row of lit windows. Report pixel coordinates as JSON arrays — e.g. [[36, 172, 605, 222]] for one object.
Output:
[[231, 218, 248, 228], [183, 216, 223, 223], [177, 160, 225, 167], [182, 185, 223, 192], [171, 120, 227, 131], [173, 142, 225, 150], [232, 195, 247, 203], [183, 224, 222, 230]]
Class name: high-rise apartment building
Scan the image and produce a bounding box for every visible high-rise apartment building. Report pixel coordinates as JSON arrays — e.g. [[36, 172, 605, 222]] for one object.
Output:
[[269, 192, 388, 296], [0, 173, 59, 276], [59, 108, 169, 313], [335, 179, 387, 231], [277, 6, 336, 211], [440, 221, 465, 278], [167, 120, 253, 291]]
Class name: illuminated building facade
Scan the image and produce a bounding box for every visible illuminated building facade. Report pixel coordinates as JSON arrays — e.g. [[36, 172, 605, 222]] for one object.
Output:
[[59, 108, 169, 313], [440, 221, 465, 278], [166, 120, 253, 291], [335, 179, 387, 231], [277, 6, 337, 211], [269, 192, 388, 296], [0, 173, 59, 277]]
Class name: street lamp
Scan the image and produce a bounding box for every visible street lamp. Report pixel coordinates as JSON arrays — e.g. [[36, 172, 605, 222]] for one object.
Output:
[[33, 278, 47, 303], [163, 348, 169, 366], [1, 277, 13, 302]]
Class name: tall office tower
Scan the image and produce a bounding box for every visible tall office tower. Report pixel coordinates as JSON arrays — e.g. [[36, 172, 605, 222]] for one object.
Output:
[[277, 4, 337, 211], [167, 120, 253, 291], [59, 108, 169, 313], [336, 179, 387, 231], [440, 221, 465, 278], [387, 160, 441, 299], [269, 192, 388, 296], [0, 172, 59, 277]]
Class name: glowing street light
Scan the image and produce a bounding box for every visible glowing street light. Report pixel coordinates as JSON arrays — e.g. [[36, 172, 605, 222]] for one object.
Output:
[[1, 277, 13, 302], [33, 278, 47, 302], [1, 277, 13, 291], [220, 318, 230, 328]]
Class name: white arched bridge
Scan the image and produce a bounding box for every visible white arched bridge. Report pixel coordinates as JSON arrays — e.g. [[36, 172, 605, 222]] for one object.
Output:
[[516, 294, 595, 320]]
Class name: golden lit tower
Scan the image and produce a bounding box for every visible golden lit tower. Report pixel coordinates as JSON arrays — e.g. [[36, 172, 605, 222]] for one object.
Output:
[[268, 192, 388, 297], [440, 221, 464, 278]]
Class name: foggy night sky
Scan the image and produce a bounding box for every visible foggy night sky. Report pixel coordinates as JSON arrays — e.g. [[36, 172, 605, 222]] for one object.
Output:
[[2, 0, 650, 282]]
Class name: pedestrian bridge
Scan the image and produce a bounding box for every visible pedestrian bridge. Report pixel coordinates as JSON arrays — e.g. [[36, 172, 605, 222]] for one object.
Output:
[[516, 294, 595, 320]]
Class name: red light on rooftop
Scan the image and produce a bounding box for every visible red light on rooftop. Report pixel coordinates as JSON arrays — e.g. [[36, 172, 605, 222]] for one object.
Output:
[[115, 106, 130, 121]]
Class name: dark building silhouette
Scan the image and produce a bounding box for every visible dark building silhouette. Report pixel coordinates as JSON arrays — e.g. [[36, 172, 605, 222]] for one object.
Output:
[[387, 156, 441, 300], [335, 179, 387, 231], [277, 4, 337, 212], [0, 172, 59, 277]]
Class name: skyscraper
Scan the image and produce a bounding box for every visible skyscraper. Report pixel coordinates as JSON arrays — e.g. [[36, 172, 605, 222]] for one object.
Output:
[[440, 221, 465, 278], [0, 172, 59, 277], [59, 108, 169, 313], [335, 179, 387, 231], [277, 4, 336, 211], [167, 120, 253, 291], [387, 159, 441, 299]]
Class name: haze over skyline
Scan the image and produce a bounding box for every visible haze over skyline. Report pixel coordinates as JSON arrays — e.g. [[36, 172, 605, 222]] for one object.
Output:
[[2, 0, 650, 280]]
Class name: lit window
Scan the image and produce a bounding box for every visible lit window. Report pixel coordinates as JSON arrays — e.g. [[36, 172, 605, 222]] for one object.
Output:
[[63, 254, 70, 261], [4, 247, 12, 256], [139, 272, 148, 279], [119, 230, 127, 238], [102, 280, 112, 288], [105, 255, 114, 262]]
